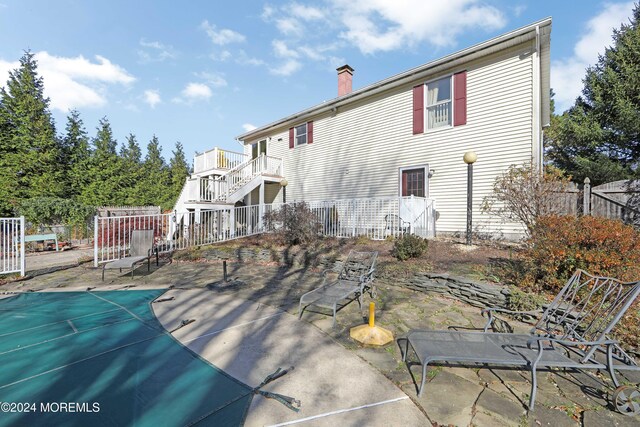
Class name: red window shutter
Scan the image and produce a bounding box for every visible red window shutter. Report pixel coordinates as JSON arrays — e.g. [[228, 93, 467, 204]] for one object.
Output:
[[412, 85, 424, 134], [307, 121, 313, 144], [454, 71, 467, 126], [289, 127, 294, 149], [401, 171, 408, 196]]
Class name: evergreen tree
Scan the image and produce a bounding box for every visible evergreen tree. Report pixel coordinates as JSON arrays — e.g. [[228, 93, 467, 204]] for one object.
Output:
[[62, 110, 91, 199], [119, 133, 142, 204], [546, 5, 640, 184], [167, 141, 191, 209], [133, 135, 171, 209], [0, 51, 63, 215], [79, 117, 123, 206]]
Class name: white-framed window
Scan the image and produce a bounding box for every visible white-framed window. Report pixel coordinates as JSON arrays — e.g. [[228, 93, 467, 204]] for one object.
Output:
[[295, 123, 307, 146], [399, 165, 430, 198], [426, 76, 452, 130], [252, 139, 267, 158]]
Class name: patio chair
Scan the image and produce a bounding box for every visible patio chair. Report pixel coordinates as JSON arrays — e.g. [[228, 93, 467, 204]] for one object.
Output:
[[102, 229, 158, 281], [402, 270, 640, 415], [385, 214, 410, 235], [298, 250, 378, 327]]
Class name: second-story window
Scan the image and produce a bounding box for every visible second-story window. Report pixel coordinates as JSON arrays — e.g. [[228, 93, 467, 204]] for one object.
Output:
[[289, 121, 313, 149], [295, 123, 307, 146], [426, 76, 452, 130]]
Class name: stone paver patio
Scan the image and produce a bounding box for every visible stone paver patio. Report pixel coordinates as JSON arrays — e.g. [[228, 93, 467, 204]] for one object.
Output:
[[3, 256, 639, 426]]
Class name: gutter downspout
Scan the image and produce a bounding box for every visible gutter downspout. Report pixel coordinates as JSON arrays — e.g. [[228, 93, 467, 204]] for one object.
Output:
[[532, 25, 542, 171]]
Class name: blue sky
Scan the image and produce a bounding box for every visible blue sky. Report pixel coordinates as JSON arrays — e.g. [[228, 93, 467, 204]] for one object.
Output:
[[0, 1, 636, 161]]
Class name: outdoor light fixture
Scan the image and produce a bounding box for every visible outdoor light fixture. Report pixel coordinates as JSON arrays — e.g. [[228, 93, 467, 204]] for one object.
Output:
[[428, 169, 435, 178], [463, 151, 477, 245], [280, 179, 288, 203]]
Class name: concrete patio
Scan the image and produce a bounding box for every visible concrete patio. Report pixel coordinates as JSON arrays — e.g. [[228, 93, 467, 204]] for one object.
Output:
[[2, 255, 639, 426]]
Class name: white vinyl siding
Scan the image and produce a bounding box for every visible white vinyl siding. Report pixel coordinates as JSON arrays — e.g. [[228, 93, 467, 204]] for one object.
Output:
[[250, 41, 536, 237]]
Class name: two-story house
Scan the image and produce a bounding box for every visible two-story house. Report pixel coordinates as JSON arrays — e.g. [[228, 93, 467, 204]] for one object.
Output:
[[175, 18, 551, 239]]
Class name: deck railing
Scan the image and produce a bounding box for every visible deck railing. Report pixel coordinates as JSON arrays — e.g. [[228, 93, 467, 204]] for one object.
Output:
[[94, 197, 435, 266], [225, 154, 283, 197], [193, 148, 249, 174], [186, 154, 284, 203], [1, 216, 25, 276]]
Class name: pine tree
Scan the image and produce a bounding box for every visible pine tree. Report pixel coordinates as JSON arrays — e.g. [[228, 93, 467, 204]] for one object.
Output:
[[133, 135, 171, 209], [0, 51, 63, 215], [62, 110, 91, 199], [546, 5, 640, 184], [167, 141, 191, 209], [119, 133, 142, 204], [79, 117, 123, 206]]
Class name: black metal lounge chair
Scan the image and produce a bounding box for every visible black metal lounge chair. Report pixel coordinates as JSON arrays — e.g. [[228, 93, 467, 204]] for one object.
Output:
[[102, 229, 158, 281], [298, 250, 378, 327], [402, 270, 640, 415]]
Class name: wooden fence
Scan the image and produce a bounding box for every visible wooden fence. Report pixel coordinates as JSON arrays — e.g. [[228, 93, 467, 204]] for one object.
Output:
[[556, 178, 640, 226], [585, 179, 640, 225]]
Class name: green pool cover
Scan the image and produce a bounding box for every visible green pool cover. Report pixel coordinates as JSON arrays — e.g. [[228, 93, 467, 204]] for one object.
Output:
[[0, 290, 253, 426]]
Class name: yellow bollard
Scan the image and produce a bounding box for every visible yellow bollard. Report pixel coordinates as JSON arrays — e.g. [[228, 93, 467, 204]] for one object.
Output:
[[350, 301, 394, 346], [369, 302, 375, 327]]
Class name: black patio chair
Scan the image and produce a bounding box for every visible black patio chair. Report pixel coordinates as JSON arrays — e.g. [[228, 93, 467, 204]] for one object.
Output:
[[298, 250, 378, 327], [102, 229, 158, 281], [402, 270, 640, 415]]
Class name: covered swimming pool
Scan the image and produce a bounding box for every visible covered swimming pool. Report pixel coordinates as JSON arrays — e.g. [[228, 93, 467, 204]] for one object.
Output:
[[0, 290, 253, 426]]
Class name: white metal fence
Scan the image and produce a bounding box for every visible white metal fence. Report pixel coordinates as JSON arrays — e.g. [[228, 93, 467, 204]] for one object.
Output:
[[1, 217, 25, 276], [293, 197, 435, 240], [94, 197, 436, 265]]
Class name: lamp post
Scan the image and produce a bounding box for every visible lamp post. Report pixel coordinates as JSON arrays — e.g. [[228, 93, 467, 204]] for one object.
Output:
[[463, 151, 477, 245], [280, 178, 288, 203]]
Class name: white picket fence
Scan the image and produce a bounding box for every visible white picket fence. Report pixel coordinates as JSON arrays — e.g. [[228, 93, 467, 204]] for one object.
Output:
[[94, 197, 436, 266], [0, 217, 25, 276]]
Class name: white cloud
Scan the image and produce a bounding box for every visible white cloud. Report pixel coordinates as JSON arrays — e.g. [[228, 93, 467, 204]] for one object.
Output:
[[270, 59, 302, 76], [242, 123, 257, 132], [257, 1, 505, 77], [551, 2, 635, 112], [332, 0, 505, 54], [276, 18, 303, 36], [174, 82, 212, 104], [272, 40, 300, 58], [138, 39, 177, 63], [36, 52, 135, 84], [512, 5, 527, 18], [143, 89, 161, 108], [0, 58, 18, 86], [261, 5, 275, 20], [0, 51, 135, 112], [290, 3, 325, 21], [195, 71, 228, 88], [209, 50, 232, 62], [298, 45, 323, 61], [236, 50, 265, 66], [200, 20, 246, 45]]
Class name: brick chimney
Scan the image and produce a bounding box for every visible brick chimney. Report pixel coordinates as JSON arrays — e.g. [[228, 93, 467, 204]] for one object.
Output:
[[337, 64, 354, 97]]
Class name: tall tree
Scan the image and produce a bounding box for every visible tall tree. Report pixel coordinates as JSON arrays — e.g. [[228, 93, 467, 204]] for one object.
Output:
[[79, 117, 123, 206], [61, 110, 91, 199], [167, 141, 191, 209], [119, 133, 142, 204], [0, 51, 63, 215], [133, 135, 171, 209], [546, 5, 640, 185]]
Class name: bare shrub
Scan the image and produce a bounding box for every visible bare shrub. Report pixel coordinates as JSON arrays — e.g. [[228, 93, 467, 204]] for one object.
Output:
[[481, 164, 573, 237], [263, 202, 321, 246]]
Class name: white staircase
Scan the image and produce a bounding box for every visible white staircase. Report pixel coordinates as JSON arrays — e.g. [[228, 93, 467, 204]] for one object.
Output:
[[175, 153, 284, 211]]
